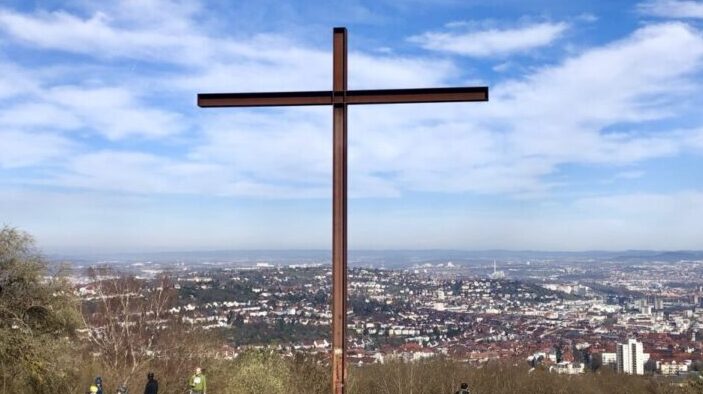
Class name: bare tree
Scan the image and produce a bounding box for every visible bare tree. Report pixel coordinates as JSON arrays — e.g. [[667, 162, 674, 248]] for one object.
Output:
[[81, 267, 177, 386]]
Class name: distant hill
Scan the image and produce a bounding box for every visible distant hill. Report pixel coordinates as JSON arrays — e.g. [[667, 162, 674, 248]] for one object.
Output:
[[610, 250, 703, 262]]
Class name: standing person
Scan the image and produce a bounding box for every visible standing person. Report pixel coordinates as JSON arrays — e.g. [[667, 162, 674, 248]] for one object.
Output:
[[455, 382, 471, 394], [188, 367, 207, 394], [144, 372, 158, 394], [95, 377, 104, 394]]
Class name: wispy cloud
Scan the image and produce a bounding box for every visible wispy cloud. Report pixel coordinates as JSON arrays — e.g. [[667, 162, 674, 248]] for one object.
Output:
[[50, 150, 221, 195], [375, 22, 703, 196], [1, 1, 703, 250], [0, 5, 455, 91], [638, 0, 703, 19], [4, 15, 700, 199], [0, 7, 210, 64], [0, 129, 74, 168], [183, 22, 703, 198], [487, 22, 703, 164], [0, 5, 701, 199], [0, 62, 37, 99], [47, 86, 187, 140], [0, 83, 187, 140], [408, 21, 569, 57]]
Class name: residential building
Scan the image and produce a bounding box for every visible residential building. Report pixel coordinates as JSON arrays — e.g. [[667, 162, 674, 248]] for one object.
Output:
[[617, 339, 645, 375]]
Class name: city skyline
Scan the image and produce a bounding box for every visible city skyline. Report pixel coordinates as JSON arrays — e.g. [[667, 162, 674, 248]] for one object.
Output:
[[1, 0, 703, 253]]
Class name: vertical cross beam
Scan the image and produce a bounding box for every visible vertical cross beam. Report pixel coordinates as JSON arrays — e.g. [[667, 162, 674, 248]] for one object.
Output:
[[331, 27, 348, 394]]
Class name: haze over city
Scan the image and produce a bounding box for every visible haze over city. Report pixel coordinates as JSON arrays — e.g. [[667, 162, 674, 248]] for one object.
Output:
[[1, 0, 703, 253]]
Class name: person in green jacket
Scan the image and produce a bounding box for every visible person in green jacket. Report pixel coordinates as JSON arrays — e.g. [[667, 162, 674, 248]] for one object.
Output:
[[189, 367, 206, 394]]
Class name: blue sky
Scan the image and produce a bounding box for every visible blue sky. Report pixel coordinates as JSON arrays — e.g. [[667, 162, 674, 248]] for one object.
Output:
[[1, 0, 703, 253]]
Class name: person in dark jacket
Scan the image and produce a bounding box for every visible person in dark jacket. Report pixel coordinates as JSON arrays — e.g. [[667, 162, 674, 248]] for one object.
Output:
[[144, 372, 158, 394], [455, 382, 471, 394], [95, 377, 104, 394]]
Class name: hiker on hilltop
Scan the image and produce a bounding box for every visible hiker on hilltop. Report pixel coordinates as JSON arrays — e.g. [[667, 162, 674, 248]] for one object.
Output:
[[189, 367, 207, 394], [95, 377, 104, 394], [455, 382, 471, 394], [144, 372, 158, 394]]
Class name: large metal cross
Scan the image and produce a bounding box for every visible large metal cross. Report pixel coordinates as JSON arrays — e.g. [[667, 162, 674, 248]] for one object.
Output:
[[197, 27, 488, 394]]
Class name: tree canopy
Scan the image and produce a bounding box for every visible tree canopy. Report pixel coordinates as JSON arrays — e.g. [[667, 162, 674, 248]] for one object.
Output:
[[0, 226, 81, 392]]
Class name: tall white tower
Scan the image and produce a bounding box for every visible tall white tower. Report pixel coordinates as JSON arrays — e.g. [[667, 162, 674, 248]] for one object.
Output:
[[489, 260, 505, 280], [616, 339, 645, 375]]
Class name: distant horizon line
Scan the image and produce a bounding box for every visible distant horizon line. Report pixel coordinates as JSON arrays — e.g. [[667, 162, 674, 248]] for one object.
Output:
[[46, 247, 703, 258]]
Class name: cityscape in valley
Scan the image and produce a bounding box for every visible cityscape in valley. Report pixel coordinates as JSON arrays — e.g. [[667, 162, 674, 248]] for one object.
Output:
[[65, 250, 703, 378]]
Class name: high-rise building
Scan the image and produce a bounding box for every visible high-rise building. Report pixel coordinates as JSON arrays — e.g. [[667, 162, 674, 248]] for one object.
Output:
[[654, 298, 664, 310], [616, 339, 645, 375]]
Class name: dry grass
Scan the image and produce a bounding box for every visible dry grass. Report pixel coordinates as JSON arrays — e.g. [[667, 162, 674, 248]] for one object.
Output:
[[11, 351, 703, 394], [349, 359, 680, 394]]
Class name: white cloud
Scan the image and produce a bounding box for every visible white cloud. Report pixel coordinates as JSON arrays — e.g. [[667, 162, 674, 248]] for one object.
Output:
[[408, 22, 569, 57], [0, 130, 74, 168], [47, 149, 332, 199], [2, 3, 703, 250], [0, 102, 82, 130], [61, 22, 703, 199], [192, 109, 331, 185], [613, 170, 645, 180], [492, 61, 513, 72], [50, 150, 220, 195], [488, 22, 703, 165], [347, 22, 703, 196], [0, 83, 186, 140], [576, 13, 599, 23], [2, 1, 703, 202], [0, 7, 211, 64], [689, 128, 703, 149], [46, 86, 186, 140], [0, 62, 38, 99], [0, 6, 458, 93], [349, 52, 457, 89], [0, 2, 459, 197], [638, 0, 703, 19], [174, 40, 456, 93], [0, 9, 190, 141]]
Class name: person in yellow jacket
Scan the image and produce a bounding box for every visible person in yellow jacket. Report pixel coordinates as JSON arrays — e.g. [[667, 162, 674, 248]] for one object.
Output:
[[188, 367, 206, 394]]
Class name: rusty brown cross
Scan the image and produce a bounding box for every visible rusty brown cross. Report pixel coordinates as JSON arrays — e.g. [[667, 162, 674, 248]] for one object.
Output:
[[197, 27, 488, 394]]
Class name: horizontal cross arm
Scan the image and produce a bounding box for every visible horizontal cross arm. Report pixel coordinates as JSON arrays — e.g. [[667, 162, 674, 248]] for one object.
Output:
[[346, 87, 488, 105], [198, 91, 331, 107], [197, 86, 488, 108]]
